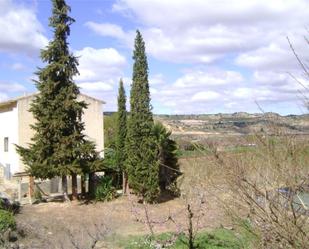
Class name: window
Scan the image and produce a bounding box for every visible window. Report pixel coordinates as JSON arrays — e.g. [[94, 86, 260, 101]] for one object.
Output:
[[4, 137, 8, 152]]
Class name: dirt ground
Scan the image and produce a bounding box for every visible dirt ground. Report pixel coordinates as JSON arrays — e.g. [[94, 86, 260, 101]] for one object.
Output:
[[14, 191, 226, 249], [12, 157, 228, 249]]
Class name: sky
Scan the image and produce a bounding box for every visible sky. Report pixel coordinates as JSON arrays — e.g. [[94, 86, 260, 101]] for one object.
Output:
[[0, 0, 308, 115]]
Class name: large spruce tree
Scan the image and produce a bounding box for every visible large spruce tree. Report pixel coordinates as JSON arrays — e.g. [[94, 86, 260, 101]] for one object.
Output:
[[17, 0, 99, 200], [115, 79, 128, 194], [126, 30, 160, 202]]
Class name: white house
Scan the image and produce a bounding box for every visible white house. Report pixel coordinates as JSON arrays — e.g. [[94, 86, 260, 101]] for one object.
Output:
[[0, 93, 104, 198]]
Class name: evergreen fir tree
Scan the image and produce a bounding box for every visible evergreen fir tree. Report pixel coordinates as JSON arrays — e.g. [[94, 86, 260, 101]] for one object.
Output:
[[115, 79, 128, 194], [17, 0, 100, 200], [126, 30, 160, 202]]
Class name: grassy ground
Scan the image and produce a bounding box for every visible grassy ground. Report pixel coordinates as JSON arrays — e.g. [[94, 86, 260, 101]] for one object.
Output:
[[112, 228, 253, 249]]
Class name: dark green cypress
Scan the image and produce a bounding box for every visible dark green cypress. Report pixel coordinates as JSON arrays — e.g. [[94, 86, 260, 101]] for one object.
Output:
[[17, 0, 100, 198], [115, 79, 128, 194], [126, 30, 160, 202]]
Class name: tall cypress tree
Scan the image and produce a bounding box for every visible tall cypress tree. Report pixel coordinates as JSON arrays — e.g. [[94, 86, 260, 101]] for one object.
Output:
[[17, 0, 99, 200], [115, 79, 128, 194], [126, 30, 160, 202]]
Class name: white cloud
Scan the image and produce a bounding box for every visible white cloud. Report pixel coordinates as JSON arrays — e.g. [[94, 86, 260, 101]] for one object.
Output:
[[11, 63, 26, 71], [0, 82, 26, 103], [149, 74, 165, 85], [106, 0, 309, 113], [150, 87, 158, 94], [85, 22, 126, 40], [0, 82, 26, 93], [113, 0, 307, 28], [0, 93, 8, 102], [0, 0, 48, 55], [75, 47, 126, 82], [191, 91, 220, 102], [150, 69, 241, 113], [174, 69, 244, 88], [253, 70, 309, 93], [74, 47, 127, 111], [78, 81, 113, 91], [110, 0, 309, 65], [148, 67, 306, 114], [235, 38, 306, 70], [253, 71, 288, 85], [230, 87, 276, 101]]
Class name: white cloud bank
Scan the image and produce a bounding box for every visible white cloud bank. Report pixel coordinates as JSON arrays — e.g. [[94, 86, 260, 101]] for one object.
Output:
[[75, 47, 126, 83], [106, 0, 309, 67], [150, 68, 308, 114], [0, 81, 26, 102], [0, 0, 48, 55], [74, 47, 127, 110], [86, 0, 308, 114]]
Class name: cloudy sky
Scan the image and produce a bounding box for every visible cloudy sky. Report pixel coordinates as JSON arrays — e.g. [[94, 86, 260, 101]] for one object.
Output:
[[0, 0, 308, 114]]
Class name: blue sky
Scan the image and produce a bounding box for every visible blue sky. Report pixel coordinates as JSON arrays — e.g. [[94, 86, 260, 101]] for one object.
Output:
[[0, 0, 308, 114]]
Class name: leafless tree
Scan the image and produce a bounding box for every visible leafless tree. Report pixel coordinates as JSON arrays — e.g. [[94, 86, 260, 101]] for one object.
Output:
[[207, 124, 309, 248]]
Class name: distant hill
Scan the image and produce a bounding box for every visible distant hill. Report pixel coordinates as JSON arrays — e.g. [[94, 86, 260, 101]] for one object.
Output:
[[104, 111, 309, 135], [154, 112, 309, 136]]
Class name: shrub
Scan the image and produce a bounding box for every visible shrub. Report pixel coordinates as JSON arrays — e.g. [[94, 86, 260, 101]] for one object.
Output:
[[95, 176, 116, 201], [0, 210, 16, 233], [0, 198, 20, 214], [34, 188, 43, 202], [0, 198, 8, 210]]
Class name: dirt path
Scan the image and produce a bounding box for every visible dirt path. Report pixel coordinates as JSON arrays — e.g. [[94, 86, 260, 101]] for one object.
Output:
[[14, 194, 226, 249]]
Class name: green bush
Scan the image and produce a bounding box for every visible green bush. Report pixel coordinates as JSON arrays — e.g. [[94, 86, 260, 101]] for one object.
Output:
[[34, 188, 43, 202], [0, 198, 20, 214], [95, 176, 116, 202], [0, 199, 5, 209], [0, 210, 16, 233]]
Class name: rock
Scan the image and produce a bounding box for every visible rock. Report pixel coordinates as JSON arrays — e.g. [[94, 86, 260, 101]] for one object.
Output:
[[93, 241, 108, 249], [2, 229, 11, 242], [17, 228, 26, 238], [9, 242, 19, 249], [18, 243, 24, 249], [8, 231, 18, 242]]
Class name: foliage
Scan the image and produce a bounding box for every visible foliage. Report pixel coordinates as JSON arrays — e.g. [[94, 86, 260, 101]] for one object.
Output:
[[34, 188, 43, 202], [126, 30, 159, 202], [103, 148, 118, 170], [116, 79, 127, 189], [116, 79, 127, 168], [104, 113, 117, 149], [0, 198, 20, 214], [16, 0, 100, 179], [95, 176, 117, 202], [101, 148, 123, 188], [153, 122, 181, 192], [0, 210, 16, 233], [0, 198, 9, 210]]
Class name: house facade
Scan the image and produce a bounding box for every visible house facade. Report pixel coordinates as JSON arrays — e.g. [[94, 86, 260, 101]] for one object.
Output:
[[0, 93, 104, 187]]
